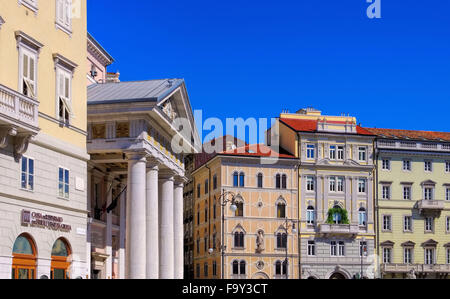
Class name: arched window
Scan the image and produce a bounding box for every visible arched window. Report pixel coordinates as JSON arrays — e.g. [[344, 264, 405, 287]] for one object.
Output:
[[276, 232, 287, 249], [239, 172, 245, 187], [234, 231, 244, 248], [307, 206, 315, 224], [239, 261, 246, 275], [277, 202, 286, 218], [12, 234, 37, 279], [282, 174, 287, 189], [51, 238, 71, 279], [233, 172, 239, 187], [275, 260, 287, 276], [359, 207, 367, 226], [257, 173, 263, 188], [235, 201, 244, 217], [232, 260, 239, 275], [276, 174, 281, 189]]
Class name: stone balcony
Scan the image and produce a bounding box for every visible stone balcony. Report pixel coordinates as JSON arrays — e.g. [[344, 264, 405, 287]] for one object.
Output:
[[0, 84, 39, 157], [318, 223, 359, 237], [417, 200, 444, 215], [382, 264, 450, 274]]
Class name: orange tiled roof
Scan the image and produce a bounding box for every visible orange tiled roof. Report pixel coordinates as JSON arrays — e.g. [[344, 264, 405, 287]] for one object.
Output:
[[280, 118, 374, 136], [364, 127, 450, 142]]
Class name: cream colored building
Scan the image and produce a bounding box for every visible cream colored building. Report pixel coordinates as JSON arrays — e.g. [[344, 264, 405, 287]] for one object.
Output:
[[0, 0, 89, 279], [192, 142, 299, 279]]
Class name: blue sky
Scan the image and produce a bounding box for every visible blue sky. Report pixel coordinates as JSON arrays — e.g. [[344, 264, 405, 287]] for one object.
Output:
[[88, 0, 450, 141]]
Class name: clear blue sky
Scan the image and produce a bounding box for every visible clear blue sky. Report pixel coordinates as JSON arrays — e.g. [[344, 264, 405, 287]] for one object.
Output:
[[87, 0, 450, 139]]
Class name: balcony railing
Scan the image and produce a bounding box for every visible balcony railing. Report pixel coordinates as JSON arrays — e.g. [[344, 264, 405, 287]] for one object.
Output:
[[319, 223, 359, 236], [417, 200, 444, 213], [382, 264, 450, 273], [377, 139, 450, 153], [0, 84, 39, 132]]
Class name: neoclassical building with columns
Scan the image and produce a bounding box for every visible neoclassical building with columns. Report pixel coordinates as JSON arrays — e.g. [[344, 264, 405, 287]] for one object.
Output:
[[86, 79, 199, 279]]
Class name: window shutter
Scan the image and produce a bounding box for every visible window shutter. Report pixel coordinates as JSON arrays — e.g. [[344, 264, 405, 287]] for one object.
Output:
[[58, 0, 64, 23], [65, 76, 69, 99], [29, 57, 35, 81], [23, 54, 29, 78], [59, 73, 64, 97]]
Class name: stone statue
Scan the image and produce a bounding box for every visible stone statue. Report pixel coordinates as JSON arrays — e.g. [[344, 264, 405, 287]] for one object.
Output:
[[408, 268, 417, 279], [256, 231, 265, 253]]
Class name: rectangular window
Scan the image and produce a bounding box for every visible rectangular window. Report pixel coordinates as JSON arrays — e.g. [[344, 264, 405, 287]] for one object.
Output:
[[337, 146, 344, 160], [424, 187, 433, 200], [382, 185, 390, 200], [21, 157, 34, 191], [447, 217, 450, 232], [382, 159, 390, 170], [337, 177, 344, 192], [204, 179, 209, 194], [383, 215, 392, 231], [404, 248, 413, 264], [446, 188, 450, 201], [425, 217, 433, 232], [306, 144, 315, 159], [56, 0, 72, 33], [197, 184, 200, 198], [21, 49, 37, 98], [58, 167, 69, 199], [358, 179, 366, 193], [213, 175, 217, 190], [403, 186, 411, 200], [330, 241, 337, 256], [424, 161, 432, 172], [358, 147, 367, 161], [446, 162, 450, 173], [307, 241, 315, 256], [403, 160, 411, 171], [447, 249, 450, 265], [404, 216, 412, 232], [57, 68, 72, 124], [329, 145, 336, 160], [338, 241, 345, 256], [306, 208, 315, 225], [383, 248, 392, 264], [329, 177, 336, 192], [425, 248, 434, 265], [359, 210, 366, 226], [306, 176, 315, 191]]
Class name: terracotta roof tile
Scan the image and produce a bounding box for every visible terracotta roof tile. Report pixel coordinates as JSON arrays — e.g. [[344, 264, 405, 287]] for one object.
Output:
[[364, 128, 450, 142], [221, 144, 296, 159], [280, 118, 374, 136]]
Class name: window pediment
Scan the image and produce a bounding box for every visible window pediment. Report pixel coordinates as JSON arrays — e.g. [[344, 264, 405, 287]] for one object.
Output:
[[15, 31, 44, 53], [421, 180, 436, 186], [421, 239, 438, 247], [401, 241, 416, 247], [380, 240, 395, 247], [53, 53, 78, 73]]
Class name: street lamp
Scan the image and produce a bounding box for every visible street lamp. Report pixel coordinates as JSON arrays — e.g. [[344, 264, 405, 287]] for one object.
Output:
[[215, 189, 238, 279], [283, 217, 297, 279]]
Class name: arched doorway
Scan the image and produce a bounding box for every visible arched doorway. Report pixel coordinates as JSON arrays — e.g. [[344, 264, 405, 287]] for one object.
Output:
[[329, 272, 346, 279], [12, 234, 37, 279], [50, 238, 71, 279]]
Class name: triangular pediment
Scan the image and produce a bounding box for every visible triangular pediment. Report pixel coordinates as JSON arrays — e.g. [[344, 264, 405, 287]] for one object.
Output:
[[380, 240, 395, 247], [421, 180, 436, 186], [421, 239, 438, 247], [401, 241, 416, 247]]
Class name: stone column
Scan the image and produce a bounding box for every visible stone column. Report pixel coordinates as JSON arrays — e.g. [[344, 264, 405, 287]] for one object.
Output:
[[106, 175, 113, 279], [159, 170, 175, 279], [118, 180, 126, 279], [125, 152, 147, 279], [174, 177, 185, 279], [146, 158, 159, 278]]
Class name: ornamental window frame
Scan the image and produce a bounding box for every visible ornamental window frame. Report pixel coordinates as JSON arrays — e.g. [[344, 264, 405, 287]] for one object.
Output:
[[16, 31, 43, 100], [55, 0, 73, 36], [53, 54, 77, 126], [329, 145, 336, 160], [20, 156, 35, 191], [306, 176, 315, 192], [382, 158, 391, 171], [382, 214, 392, 232], [403, 159, 412, 171], [358, 146, 367, 162], [403, 215, 413, 232], [306, 144, 315, 160], [19, 0, 39, 14]]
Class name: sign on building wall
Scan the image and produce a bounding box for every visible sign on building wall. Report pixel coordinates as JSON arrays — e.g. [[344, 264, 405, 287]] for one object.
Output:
[[21, 210, 72, 232]]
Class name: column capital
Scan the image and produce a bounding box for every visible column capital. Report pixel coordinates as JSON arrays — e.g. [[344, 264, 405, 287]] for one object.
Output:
[[124, 151, 147, 161], [147, 157, 160, 170], [159, 169, 176, 180], [174, 176, 188, 186]]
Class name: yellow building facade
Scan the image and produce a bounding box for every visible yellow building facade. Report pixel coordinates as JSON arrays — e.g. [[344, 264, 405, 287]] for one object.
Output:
[[192, 143, 299, 279], [367, 128, 450, 279], [0, 1, 89, 279]]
